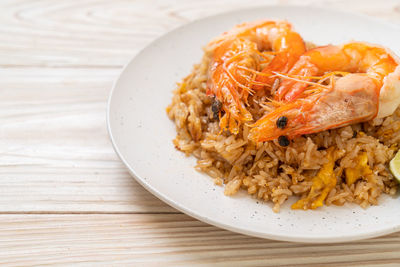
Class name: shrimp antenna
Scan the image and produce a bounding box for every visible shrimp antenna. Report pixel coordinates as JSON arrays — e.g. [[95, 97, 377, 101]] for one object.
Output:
[[222, 63, 256, 94], [272, 72, 330, 90]]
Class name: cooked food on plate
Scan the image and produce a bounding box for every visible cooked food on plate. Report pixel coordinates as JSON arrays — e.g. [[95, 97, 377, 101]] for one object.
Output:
[[166, 19, 400, 212]]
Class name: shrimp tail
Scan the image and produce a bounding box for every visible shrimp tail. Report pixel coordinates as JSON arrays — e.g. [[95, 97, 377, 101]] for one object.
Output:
[[254, 31, 306, 91]]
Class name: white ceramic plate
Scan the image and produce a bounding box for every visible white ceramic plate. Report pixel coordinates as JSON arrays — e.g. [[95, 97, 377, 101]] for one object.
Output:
[[107, 6, 400, 243]]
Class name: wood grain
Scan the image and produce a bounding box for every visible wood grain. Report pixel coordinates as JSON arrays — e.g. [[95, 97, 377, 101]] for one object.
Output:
[[0, 0, 399, 68], [0, 68, 175, 213], [1, 0, 400, 265], [1, 214, 400, 266]]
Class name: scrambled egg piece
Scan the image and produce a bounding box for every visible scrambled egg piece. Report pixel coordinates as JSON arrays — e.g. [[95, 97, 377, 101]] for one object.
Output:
[[345, 152, 372, 185], [292, 148, 337, 210], [292, 149, 373, 210]]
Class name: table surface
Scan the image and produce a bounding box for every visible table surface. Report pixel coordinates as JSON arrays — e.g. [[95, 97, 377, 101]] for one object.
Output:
[[2, 0, 400, 266]]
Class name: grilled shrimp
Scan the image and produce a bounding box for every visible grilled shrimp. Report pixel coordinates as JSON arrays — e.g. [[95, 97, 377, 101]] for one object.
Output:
[[206, 20, 305, 134], [249, 42, 400, 142]]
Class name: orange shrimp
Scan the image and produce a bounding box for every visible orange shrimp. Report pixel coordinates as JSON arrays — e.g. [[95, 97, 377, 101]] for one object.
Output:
[[253, 27, 306, 90], [249, 42, 400, 142], [206, 20, 306, 134], [275, 42, 399, 102]]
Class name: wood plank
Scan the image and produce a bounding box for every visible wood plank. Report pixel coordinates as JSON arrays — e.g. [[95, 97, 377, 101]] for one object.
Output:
[[0, 214, 399, 266], [0, 0, 398, 68], [0, 68, 175, 213]]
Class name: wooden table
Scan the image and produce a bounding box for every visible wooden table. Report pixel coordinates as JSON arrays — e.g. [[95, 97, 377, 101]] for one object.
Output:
[[2, 0, 400, 265]]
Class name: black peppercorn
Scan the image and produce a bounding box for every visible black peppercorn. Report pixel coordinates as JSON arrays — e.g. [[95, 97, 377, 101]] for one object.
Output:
[[278, 135, 290, 147], [276, 116, 288, 129], [211, 98, 222, 113], [211, 98, 222, 120]]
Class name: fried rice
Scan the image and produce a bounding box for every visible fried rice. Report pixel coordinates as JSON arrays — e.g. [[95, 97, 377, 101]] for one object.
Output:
[[166, 50, 399, 212]]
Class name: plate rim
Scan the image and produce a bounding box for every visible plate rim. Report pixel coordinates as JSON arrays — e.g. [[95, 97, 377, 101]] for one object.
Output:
[[107, 5, 400, 243]]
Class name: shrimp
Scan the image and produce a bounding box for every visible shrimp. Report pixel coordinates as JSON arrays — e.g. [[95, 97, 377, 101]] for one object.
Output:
[[253, 25, 306, 90], [275, 42, 399, 102], [249, 42, 400, 142], [205, 20, 306, 134]]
